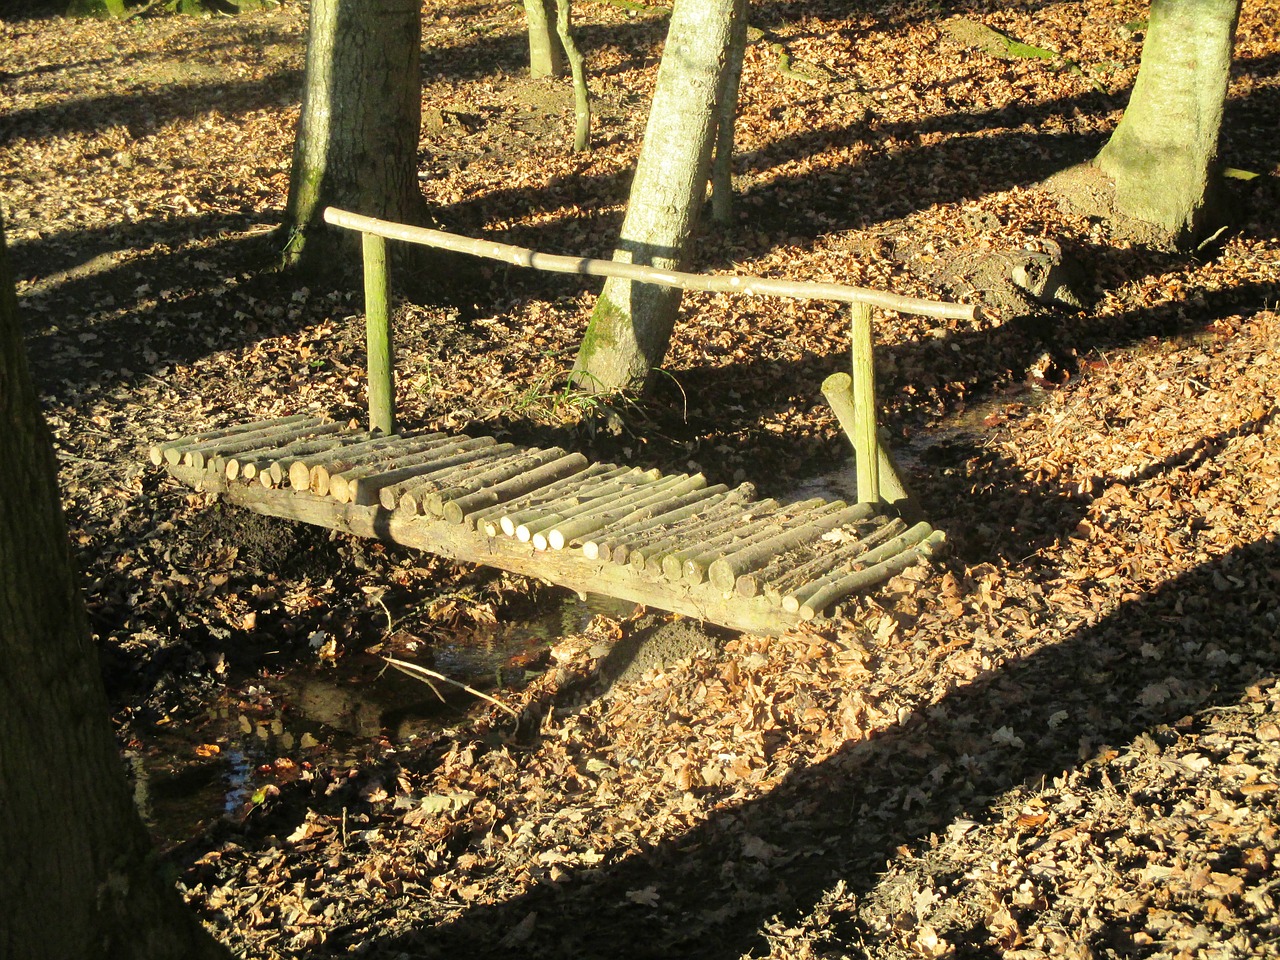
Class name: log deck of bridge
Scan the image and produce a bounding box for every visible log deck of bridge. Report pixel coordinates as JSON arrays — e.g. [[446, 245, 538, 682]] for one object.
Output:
[[152, 418, 943, 635]]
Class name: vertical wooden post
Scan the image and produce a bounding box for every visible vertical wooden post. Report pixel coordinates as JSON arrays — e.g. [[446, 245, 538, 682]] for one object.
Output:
[[850, 302, 880, 504], [362, 231, 395, 435]]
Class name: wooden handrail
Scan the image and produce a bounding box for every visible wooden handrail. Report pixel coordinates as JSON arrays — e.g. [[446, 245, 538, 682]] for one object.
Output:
[[322, 207, 978, 321], [322, 206, 975, 504]]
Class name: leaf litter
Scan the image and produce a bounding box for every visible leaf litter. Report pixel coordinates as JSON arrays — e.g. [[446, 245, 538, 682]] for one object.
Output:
[[2, 0, 1279, 956]]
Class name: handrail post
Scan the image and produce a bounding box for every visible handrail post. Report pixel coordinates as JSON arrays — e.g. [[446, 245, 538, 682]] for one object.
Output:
[[362, 231, 395, 435], [850, 302, 880, 505]]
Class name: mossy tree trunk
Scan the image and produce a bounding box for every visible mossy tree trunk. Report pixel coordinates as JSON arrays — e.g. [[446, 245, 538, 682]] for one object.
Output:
[[283, 0, 429, 274], [1095, 0, 1240, 249], [524, 0, 566, 78], [0, 218, 230, 959], [573, 0, 743, 394]]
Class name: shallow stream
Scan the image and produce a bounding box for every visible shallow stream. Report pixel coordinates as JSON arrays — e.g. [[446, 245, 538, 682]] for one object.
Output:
[[125, 592, 628, 843]]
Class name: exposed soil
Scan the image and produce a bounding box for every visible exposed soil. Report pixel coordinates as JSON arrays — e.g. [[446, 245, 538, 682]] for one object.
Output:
[[2, 0, 1279, 957]]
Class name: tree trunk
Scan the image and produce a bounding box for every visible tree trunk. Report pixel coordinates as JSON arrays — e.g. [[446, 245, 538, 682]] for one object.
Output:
[[283, 0, 429, 273], [711, 0, 749, 224], [554, 0, 591, 152], [0, 222, 229, 958], [573, 0, 742, 394], [524, 0, 565, 78], [1095, 0, 1240, 249]]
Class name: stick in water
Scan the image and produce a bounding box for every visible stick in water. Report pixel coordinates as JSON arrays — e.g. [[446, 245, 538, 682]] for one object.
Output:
[[381, 656, 518, 717]]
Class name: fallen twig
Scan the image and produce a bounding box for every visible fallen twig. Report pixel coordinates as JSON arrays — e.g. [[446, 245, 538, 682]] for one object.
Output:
[[382, 656, 519, 717]]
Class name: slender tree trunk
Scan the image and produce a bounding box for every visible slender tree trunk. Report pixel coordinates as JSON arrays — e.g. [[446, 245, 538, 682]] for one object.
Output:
[[1095, 0, 1240, 248], [524, 0, 565, 78], [554, 0, 591, 152], [283, 0, 429, 273], [711, 0, 749, 224], [573, 0, 741, 394], [0, 221, 229, 959]]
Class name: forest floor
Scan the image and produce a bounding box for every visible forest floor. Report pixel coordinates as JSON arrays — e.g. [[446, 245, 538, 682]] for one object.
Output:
[[3, 0, 1280, 956]]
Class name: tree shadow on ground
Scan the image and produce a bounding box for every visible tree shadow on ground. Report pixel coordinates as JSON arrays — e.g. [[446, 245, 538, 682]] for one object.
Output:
[[438, 82, 1116, 266], [14, 35, 1277, 427], [351, 532, 1279, 959], [11, 210, 329, 397], [3, 63, 303, 141], [444, 43, 1280, 273]]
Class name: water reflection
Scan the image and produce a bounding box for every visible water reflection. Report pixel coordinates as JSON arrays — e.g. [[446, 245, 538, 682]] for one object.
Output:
[[125, 591, 630, 844]]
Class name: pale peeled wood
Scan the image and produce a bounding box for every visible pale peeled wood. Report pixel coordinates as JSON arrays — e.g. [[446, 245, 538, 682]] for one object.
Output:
[[184, 418, 329, 470], [758, 516, 908, 602], [546, 474, 706, 550], [798, 529, 946, 619], [785, 522, 938, 614], [444, 454, 593, 525], [151, 414, 314, 466], [323, 208, 978, 322]]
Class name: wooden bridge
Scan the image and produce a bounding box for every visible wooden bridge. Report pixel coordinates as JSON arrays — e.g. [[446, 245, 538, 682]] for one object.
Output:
[[152, 417, 943, 634], [153, 209, 975, 635]]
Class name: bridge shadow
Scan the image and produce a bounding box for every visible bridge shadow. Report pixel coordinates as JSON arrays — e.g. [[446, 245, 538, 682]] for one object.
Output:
[[344, 531, 1280, 958]]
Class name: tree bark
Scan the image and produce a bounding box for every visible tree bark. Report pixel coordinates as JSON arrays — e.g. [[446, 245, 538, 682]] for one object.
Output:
[[0, 221, 229, 958], [710, 0, 749, 224], [524, 0, 565, 78], [1095, 0, 1240, 249], [554, 0, 591, 152], [573, 0, 742, 394], [282, 0, 429, 273]]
